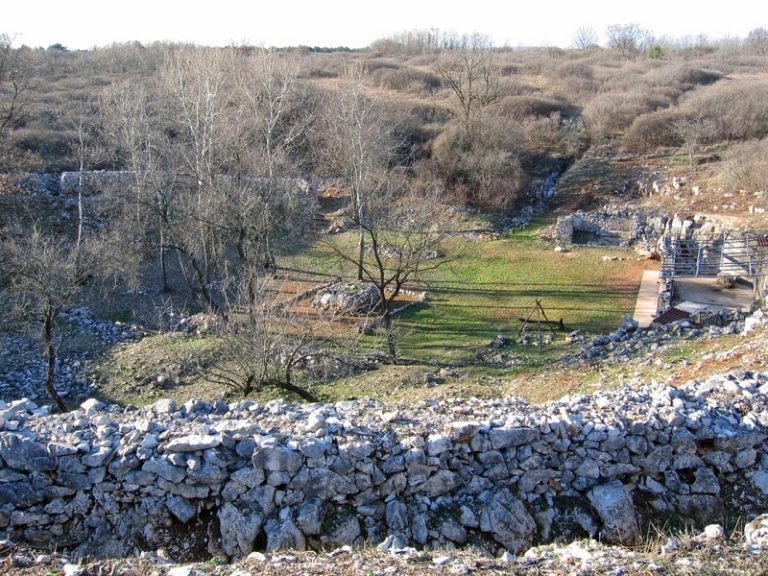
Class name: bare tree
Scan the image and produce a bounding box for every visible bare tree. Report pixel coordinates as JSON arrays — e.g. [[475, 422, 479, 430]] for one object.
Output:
[[68, 97, 107, 250], [204, 296, 319, 401], [746, 27, 768, 56], [106, 45, 316, 314], [0, 33, 31, 169], [231, 47, 314, 294], [195, 275, 361, 401], [0, 226, 135, 411], [435, 37, 502, 133], [103, 81, 171, 291], [573, 26, 599, 50], [324, 185, 454, 359], [319, 65, 395, 280], [0, 33, 27, 133], [156, 45, 236, 312], [673, 111, 714, 168], [606, 23, 654, 57], [431, 37, 524, 211]]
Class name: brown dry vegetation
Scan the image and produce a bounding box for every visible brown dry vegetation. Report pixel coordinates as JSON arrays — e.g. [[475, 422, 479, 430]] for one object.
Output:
[[1, 37, 767, 215]]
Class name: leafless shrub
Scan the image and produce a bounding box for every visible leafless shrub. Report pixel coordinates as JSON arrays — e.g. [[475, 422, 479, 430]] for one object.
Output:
[[368, 66, 441, 95], [621, 109, 682, 153], [8, 127, 70, 166], [521, 113, 585, 155], [361, 57, 400, 73], [722, 138, 768, 193], [593, 60, 656, 92], [511, 48, 560, 75], [682, 79, 768, 142], [583, 89, 676, 140], [551, 75, 599, 107], [646, 65, 723, 89], [494, 95, 577, 120], [496, 77, 536, 97], [300, 53, 347, 78], [404, 53, 440, 68], [431, 119, 526, 211], [498, 63, 524, 76], [555, 60, 595, 80]]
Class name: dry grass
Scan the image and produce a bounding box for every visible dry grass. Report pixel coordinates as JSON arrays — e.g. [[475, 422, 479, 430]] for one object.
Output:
[[3, 531, 768, 576]]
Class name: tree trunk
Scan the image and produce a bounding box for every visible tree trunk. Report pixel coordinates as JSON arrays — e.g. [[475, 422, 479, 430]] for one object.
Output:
[[357, 225, 365, 281], [42, 305, 68, 413], [356, 186, 365, 281], [188, 252, 222, 316], [76, 170, 84, 250], [383, 310, 397, 362], [277, 380, 318, 402], [159, 229, 169, 293]]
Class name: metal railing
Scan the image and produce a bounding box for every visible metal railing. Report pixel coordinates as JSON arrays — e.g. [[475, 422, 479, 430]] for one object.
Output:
[[660, 233, 768, 279]]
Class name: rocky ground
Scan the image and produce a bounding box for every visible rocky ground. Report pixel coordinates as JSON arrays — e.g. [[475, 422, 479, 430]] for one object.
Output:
[[2, 527, 768, 575], [0, 306, 146, 406]]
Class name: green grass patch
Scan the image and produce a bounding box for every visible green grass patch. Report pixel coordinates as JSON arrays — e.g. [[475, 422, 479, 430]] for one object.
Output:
[[93, 223, 653, 407], [392, 234, 648, 365], [285, 223, 649, 366], [93, 333, 226, 407]]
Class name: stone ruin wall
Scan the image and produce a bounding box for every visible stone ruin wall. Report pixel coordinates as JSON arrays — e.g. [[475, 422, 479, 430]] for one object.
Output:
[[2, 370, 768, 560], [553, 210, 659, 248], [553, 210, 749, 251]]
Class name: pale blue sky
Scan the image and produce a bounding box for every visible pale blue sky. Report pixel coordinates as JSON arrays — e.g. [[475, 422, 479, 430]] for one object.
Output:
[[5, 0, 762, 50]]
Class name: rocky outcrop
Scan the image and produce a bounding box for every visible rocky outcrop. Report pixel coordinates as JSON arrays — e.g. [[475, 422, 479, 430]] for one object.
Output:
[[312, 282, 381, 315], [561, 310, 765, 365], [2, 370, 768, 560]]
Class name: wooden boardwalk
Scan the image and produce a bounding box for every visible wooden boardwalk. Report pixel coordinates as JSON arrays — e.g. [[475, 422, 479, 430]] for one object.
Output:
[[633, 269, 660, 328]]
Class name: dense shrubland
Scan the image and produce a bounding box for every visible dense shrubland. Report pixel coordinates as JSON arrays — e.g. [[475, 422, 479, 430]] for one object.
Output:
[[2, 31, 767, 200]]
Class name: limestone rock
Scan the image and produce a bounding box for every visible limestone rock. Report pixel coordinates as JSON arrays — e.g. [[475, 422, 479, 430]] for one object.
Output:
[[311, 282, 381, 315], [703, 524, 724, 540], [692, 467, 720, 495], [745, 514, 768, 552], [218, 503, 264, 558], [417, 470, 461, 498], [320, 513, 361, 549], [142, 457, 186, 483], [385, 499, 408, 531], [252, 445, 303, 474], [296, 498, 327, 535], [587, 481, 639, 545], [479, 492, 536, 553], [166, 496, 196, 523], [489, 428, 538, 450], [265, 517, 306, 552], [752, 471, 768, 496], [0, 433, 55, 472], [165, 434, 221, 452]]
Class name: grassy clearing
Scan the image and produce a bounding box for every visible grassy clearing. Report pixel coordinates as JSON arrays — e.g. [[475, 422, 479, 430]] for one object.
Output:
[[285, 220, 651, 365], [91, 220, 656, 407], [393, 223, 650, 364]]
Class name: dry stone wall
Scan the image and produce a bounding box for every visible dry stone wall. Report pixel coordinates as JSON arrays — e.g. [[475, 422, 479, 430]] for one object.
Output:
[[2, 371, 768, 560]]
